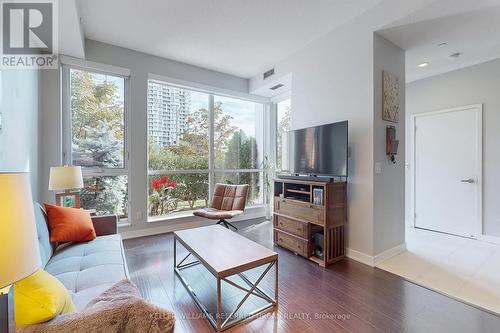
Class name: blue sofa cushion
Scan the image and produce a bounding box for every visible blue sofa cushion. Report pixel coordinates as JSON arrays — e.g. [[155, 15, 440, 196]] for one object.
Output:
[[44, 234, 129, 310]]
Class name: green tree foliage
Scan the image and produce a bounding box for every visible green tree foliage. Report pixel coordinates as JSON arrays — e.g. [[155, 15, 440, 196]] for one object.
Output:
[[73, 121, 122, 168], [70, 70, 124, 142], [220, 130, 260, 202], [148, 101, 242, 215], [277, 106, 291, 170], [223, 130, 258, 169], [81, 176, 128, 216], [70, 70, 127, 216]]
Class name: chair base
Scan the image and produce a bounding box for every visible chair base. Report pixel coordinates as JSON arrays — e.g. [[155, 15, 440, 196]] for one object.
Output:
[[216, 219, 238, 231]]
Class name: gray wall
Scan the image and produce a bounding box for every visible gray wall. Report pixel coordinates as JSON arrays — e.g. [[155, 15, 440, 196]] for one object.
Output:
[[406, 58, 500, 237], [39, 40, 250, 233], [0, 70, 39, 199], [38, 69, 62, 202], [373, 34, 406, 255]]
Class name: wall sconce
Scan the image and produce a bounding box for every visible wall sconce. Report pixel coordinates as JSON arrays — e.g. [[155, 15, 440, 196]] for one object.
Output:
[[386, 125, 399, 164]]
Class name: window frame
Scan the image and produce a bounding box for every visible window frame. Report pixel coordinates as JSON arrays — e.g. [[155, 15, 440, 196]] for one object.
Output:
[[146, 78, 269, 221], [61, 62, 131, 222], [274, 96, 292, 173]]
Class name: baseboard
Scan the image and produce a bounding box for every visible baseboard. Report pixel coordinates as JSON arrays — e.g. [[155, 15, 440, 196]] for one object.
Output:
[[346, 243, 407, 267], [374, 243, 406, 266], [479, 234, 500, 245], [346, 248, 376, 266]]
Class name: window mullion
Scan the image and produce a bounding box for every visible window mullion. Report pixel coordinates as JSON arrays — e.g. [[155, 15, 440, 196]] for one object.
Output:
[[208, 94, 215, 201], [61, 65, 71, 166]]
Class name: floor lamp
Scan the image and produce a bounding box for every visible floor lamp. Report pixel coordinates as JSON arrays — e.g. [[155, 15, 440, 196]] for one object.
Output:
[[0, 173, 41, 333]]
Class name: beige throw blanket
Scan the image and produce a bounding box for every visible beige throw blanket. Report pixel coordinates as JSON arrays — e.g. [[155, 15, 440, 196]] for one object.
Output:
[[18, 279, 175, 333]]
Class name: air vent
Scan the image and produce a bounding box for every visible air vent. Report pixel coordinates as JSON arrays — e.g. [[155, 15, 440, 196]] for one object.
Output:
[[263, 68, 275, 80], [270, 84, 284, 91]]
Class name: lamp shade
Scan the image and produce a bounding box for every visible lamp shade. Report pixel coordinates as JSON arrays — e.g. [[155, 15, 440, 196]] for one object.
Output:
[[48, 166, 84, 191], [0, 173, 41, 289]]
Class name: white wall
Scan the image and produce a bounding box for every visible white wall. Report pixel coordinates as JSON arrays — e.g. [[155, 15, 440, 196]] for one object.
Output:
[[406, 58, 500, 237], [373, 34, 406, 255], [0, 70, 39, 199], [249, 0, 430, 259]]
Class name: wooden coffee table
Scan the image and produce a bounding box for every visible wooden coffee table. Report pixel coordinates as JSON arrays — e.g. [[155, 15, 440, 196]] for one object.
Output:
[[174, 225, 278, 332]]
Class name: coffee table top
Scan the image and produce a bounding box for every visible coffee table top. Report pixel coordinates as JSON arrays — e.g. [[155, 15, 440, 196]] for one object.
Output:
[[174, 225, 278, 278]]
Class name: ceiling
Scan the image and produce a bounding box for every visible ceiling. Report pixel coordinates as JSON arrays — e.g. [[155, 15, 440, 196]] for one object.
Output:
[[379, 0, 500, 82], [77, 0, 384, 79]]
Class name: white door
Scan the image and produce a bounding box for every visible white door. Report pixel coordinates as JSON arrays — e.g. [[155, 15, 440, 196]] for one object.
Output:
[[413, 105, 482, 238]]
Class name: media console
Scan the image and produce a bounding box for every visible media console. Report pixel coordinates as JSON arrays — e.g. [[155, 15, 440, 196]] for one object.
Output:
[[273, 178, 347, 267]]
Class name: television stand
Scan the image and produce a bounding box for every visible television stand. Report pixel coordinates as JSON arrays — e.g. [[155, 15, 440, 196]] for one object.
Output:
[[273, 178, 347, 267]]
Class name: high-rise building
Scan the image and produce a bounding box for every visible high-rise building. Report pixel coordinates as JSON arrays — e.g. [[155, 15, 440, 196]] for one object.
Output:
[[147, 82, 191, 147]]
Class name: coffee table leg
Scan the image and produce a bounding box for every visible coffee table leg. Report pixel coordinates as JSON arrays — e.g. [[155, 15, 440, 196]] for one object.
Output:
[[217, 277, 222, 332], [173, 236, 177, 269]]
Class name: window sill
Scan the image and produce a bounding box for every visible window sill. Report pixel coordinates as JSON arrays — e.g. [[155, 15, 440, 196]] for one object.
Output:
[[147, 204, 268, 224], [118, 221, 132, 227]]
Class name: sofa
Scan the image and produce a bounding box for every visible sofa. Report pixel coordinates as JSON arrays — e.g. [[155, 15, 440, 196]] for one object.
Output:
[[34, 203, 129, 310]]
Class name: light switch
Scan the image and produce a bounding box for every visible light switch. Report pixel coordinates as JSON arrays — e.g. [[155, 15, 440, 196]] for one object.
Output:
[[375, 162, 382, 174]]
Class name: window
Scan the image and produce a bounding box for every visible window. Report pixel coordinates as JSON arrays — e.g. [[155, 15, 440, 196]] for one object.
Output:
[[63, 66, 129, 219], [214, 95, 264, 170], [147, 80, 265, 219], [276, 98, 291, 171], [214, 95, 264, 205]]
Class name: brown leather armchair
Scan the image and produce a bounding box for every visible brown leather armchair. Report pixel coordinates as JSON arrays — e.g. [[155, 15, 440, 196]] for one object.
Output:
[[193, 183, 249, 230]]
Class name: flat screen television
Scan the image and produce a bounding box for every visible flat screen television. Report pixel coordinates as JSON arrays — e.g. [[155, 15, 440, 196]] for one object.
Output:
[[290, 120, 348, 177]]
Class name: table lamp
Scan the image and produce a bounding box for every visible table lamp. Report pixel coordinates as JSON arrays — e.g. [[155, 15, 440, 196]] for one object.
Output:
[[48, 166, 84, 208], [0, 173, 42, 332]]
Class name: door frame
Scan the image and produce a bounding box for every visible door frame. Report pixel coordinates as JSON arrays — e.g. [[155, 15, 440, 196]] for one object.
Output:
[[409, 104, 483, 238]]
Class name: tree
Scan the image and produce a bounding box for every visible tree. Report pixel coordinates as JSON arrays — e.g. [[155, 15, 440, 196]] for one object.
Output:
[[70, 70, 124, 143], [180, 101, 236, 159], [70, 70, 127, 216], [73, 121, 122, 168], [147, 101, 239, 216], [81, 175, 127, 216], [277, 106, 291, 170], [222, 130, 260, 202]]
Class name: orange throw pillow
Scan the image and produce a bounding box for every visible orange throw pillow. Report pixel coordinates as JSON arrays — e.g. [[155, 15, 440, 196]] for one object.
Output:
[[44, 204, 96, 242]]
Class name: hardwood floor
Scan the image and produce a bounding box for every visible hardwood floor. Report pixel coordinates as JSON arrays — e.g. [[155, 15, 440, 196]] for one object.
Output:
[[124, 220, 500, 333]]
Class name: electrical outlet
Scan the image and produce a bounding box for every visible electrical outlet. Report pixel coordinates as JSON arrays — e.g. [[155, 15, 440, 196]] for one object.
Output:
[[375, 162, 382, 174]]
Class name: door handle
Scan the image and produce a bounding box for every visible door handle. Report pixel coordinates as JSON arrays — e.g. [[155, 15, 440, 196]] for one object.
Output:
[[460, 178, 475, 184]]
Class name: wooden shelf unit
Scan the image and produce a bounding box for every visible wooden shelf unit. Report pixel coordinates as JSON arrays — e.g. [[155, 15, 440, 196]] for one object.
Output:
[[273, 178, 347, 267]]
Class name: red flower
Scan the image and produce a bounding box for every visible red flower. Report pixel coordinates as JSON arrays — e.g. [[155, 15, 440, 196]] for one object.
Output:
[[159, 176, 169, 184], [151, 179, 161, 190], [168, 181, 177, 189]]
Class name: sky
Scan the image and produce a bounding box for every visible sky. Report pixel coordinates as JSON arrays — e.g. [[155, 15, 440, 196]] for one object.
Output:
[[190, 92, 263, 137], [80, 69, 125, 102]]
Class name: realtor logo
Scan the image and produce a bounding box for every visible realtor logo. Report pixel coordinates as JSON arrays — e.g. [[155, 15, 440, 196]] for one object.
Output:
[[1, 0, 58, 69]]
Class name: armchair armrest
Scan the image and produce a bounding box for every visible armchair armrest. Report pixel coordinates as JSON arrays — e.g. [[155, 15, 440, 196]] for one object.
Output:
[[91, 215, 118, 236]]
